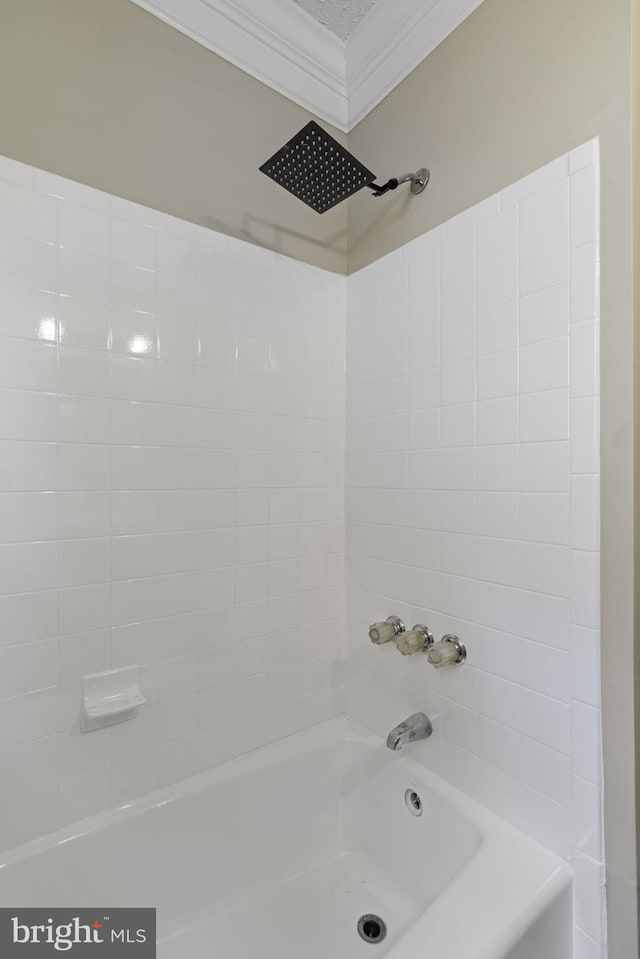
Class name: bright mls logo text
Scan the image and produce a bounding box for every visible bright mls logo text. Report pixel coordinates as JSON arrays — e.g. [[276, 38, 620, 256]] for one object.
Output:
[[0, 909, 156, 956]]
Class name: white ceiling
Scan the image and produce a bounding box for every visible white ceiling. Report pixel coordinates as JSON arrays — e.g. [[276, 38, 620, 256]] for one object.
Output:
[[292, 0, 379, 42], [130, 0, 486, 131]]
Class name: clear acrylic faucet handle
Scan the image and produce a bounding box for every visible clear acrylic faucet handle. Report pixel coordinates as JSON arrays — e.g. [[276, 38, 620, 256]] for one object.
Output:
[[426, 634, 466, 668], [369, 616, 405, 645]]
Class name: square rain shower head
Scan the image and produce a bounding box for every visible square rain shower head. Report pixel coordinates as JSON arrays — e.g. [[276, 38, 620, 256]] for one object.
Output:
[[259, 121, 376, 214]]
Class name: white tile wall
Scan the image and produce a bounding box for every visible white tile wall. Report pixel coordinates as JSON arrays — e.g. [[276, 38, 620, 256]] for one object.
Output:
[[345, 141, 603, 952], [0, 154, 346, 849], [0, 142, 605, 955]]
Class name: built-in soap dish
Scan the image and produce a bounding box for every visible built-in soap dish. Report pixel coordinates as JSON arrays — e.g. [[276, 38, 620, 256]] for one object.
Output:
[[82, 666, 147, 733]]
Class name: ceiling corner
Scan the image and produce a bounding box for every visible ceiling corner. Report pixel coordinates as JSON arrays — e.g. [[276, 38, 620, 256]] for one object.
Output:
[[129, 0, 487, 133]]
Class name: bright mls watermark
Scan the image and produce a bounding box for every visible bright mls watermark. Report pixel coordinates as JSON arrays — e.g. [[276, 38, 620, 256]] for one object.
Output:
[[0, 909, 156, 956]]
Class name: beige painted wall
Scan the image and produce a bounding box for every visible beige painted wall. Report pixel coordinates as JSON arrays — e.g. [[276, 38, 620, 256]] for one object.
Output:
[[0, 0, 347, 273], [349, 0, 637, 954], [0, 0, 637, 951], [633, 0, 640, 941]]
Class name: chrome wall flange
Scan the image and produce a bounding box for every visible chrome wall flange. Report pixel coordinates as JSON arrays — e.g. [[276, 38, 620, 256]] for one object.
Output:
[[410, 168, 430, 194]]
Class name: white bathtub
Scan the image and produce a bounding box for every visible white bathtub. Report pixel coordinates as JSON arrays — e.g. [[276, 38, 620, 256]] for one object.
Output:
[[0, 718, 571, 958]]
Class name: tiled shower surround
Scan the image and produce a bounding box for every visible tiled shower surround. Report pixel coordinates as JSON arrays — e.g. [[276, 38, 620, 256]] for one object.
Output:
[[0, 143, 601, 953], [0, 154, 346, 846], [346, 140, 602, 954]]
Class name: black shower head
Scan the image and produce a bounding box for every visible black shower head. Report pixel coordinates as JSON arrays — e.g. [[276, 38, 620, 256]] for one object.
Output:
[[259, 121, 376, 214]]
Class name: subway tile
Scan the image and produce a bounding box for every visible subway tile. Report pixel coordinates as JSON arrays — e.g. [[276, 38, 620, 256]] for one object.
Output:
[[59, 537, 109, 588], [475, 627, 520, 684], [571, 626, 601, 707], [570, 320, 599, 398], [571, 242, 599, 324], [59, 583, 110, 636], [501, 156, 568, 208], [0, 336, 57, 393], [0, 541, 57, 595], [0, 389, 57, 442], [519, 442, 569, 493], [519, 230, 569, 296], [111, 216, 156, 270], [0, 491, 57, 543], [0, 233, 56, 291], [110, 308, 157, 358], [477, 761, 521, 828], [519, 336, 569, 394], [440, 359, 475, 407], [111, 354, 156, 403], [58, 629, 110, 686], [571, 475, 599, 551], [572, 702, 602, 784], [521, 687, 570, 753], [477, 672, 520, 729], [519, 589, 571, 650], [111, 534, 157, 581], [477, 716, 521, 778], [59, 347, 110, 398], [110, 576, 157, 627], [520, 784, 572, 860], [477, 350, 517, 401], [477, 254, 517, 311], [0, 639, 56, 698], [59, 203, 109, 258], [477, 582, 519, 635], [0, 783, 58, 851], [476, 445, 518, 491], [519, 389, 569, 443], [520, 639, 571, 702], [0, 181, 57, 243], [440, 315, 475, 364], [519, 178, 569, 248], [0, 590, 57, 647], [477, 397, 517, 446], [476, 492, 517, 539], [476, 301, 518, 356], [441, 271, 475, 322], [519, 493, 570, 546], [571, 166, 598, 248], [110, 261, 156, 314], [0, 736, 58, 801], [569, 141, 598, 173], [520, 735, 571, 806], [571, 550, 600, 629], [59, 248, 109, 304], [476, 537, 518, 587], [571, 396, 599, 474], [58, 395, 110, 445], [574, 854, 605, 942], [519, 542, 570, 598], [477, 206, 517, 266], [157, 613, 197, 661], [0, 687, 58, 750], [572, 774, 603, 861], [519, 283, 570, 346], [0, 284, 58, 343]]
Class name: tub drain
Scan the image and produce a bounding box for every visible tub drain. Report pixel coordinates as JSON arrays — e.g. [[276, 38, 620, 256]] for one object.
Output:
[[404, 788, 423, 816], [357, 914, 387, 944]]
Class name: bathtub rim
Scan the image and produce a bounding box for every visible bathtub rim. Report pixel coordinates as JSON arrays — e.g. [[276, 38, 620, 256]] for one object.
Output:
[[0, 715, 571, 959]]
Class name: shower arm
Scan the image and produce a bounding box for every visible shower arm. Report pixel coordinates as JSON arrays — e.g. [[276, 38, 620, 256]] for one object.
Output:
[[367, 169, 430, 198]]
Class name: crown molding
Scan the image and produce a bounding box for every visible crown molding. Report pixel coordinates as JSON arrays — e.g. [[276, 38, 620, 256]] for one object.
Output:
[[130, 0, 487, 133], [346, 0, 487, 129], [130, 0, 349, 131]]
